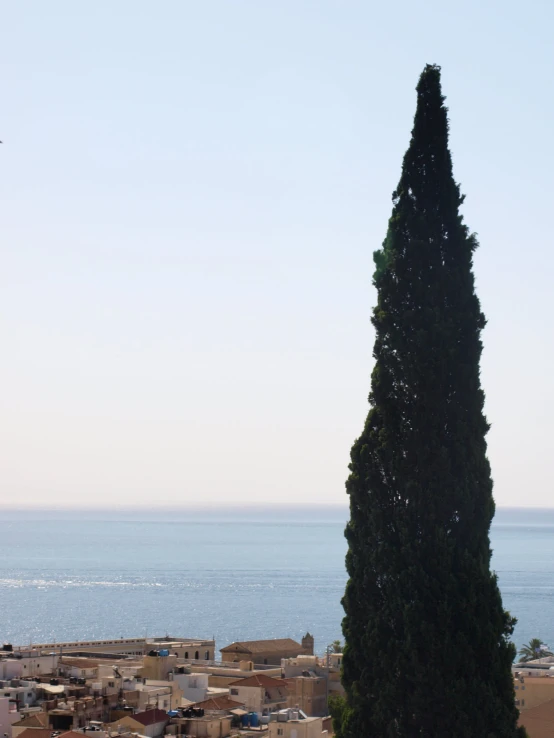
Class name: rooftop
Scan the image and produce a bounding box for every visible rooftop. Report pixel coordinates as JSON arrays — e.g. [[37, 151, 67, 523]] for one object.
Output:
[[221, 639, 303, 655], [192, 696, 246, 711], [228, 674, 288, 689], [12, 713, 49, 729], [16, 730, 52, 738], [518, 697, 554, 738], [131, 709, 169, 726]]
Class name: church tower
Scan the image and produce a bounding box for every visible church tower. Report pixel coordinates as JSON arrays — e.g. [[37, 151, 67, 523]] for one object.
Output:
[[301, 632, 314, 655]]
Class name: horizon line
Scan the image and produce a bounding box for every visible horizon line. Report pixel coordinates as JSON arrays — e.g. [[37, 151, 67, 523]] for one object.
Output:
[[0, 503, 552, 511]]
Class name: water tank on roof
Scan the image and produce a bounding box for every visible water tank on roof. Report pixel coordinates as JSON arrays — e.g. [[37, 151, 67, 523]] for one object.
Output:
[[158, 649, 169, 657], [249, 713, 259, 727]]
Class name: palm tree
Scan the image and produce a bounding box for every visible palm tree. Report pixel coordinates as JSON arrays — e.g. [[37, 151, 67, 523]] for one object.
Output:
[[518, 638, 552, 662], [332, 640, 343, 654]]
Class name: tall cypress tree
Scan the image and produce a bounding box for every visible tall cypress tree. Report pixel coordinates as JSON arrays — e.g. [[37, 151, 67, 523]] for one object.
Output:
[[339, 65, 524, 737]]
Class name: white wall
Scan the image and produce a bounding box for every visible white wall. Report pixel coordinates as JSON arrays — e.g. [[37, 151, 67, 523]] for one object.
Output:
[[1, 654, 59, 678], [172, 673, 208, 703], [0, 685, 37, 708], [0, 662, 23, 680], [0, 697, 20, 738], [229, 686, 261, 714]]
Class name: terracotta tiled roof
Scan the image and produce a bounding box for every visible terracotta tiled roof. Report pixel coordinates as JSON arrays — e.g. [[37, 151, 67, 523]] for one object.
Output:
[[192, 696, 245, 711], [518, 698, 554, 738], [16, 729, 52, 738], [12, 714, 49, 728], [220, 638, 303, 655], [132, 708, 169, 726], [228, 674, 287, 689]]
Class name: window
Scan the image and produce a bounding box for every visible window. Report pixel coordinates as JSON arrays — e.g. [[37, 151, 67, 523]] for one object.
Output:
[[205, 651, 209, 660], [195, 651, 199, 660], [108, 682, 114, 688], [230, 689, 238, 696], [522, 699, 525, 706], [277, 730, 283, 736], [184, 652, 188, 659], [522, 686, 526, 690]]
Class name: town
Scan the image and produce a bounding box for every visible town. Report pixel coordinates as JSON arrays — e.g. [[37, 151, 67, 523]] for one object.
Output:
[[0, 635, 342, 738]]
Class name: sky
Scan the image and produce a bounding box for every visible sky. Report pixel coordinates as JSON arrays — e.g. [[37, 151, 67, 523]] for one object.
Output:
[[1, 0, 553, 508]]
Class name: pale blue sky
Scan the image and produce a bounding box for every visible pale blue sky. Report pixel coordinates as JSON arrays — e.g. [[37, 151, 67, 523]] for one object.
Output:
[[1, 1, 553, 507]]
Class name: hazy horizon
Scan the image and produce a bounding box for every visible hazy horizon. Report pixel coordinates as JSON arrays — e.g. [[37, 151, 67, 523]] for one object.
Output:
[[2, 1, 554, 508]]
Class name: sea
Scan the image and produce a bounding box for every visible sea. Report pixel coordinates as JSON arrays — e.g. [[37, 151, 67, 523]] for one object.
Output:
[[1, 506, 553, 656]]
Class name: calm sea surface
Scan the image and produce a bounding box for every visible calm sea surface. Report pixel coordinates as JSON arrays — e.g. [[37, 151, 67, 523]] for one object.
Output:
[[0, 506, 553, 656]]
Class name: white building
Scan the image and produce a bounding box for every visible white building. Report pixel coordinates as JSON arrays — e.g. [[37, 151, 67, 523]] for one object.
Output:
[[0, 697, 20, 738], [0, 650, 58, 679], [171, 672, 209, 704], [268, 709, 329, 738], [0, 682, 38, 710]]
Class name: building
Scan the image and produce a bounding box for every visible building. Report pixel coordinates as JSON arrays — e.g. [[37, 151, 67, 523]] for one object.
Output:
[[282, 654, 344, 705], [518, 697, 554, 738], [287, 676, 327, 717], [176, 661, 281, 690], [107, 708, 169, 738], [0, 696, 20, 738], [129, 680, 183, 711], [171, 672, 210, 704], [0, 681, 39, 710], [47, 695, 107, 731], [11, 712, 49, 738], [191, 696, 245, 713], [168, 713, 232, 738], [228, 674, 289, 716], [220, 637, 312, 666], [268, 709, 330, 738], [12, 730, 51, 738], [0, 648, 59, 680], [514, 674, 554, 712], [6, 638, 215, 661]]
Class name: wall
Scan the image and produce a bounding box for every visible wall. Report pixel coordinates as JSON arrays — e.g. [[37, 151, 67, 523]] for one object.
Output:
[[179, 717, 231, 738], [141, 655, 177, 681], [0, 684, 38, 709], [287, 677, 327, 717], [172, 673, 209, 703], [0, 656, 58, 679], [0, 697, 20, 738], [222, 650, 302, 666], [0, 662, 23, 680], [268, 717, 325, 738], [110, 715, 168, 738], [515, 676, 554, 711], [228, 686, 262, 714]]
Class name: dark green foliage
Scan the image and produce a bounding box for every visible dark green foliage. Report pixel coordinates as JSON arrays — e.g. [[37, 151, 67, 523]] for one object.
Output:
[[339, 65, 524, 737], [329, 694, 348, 736]]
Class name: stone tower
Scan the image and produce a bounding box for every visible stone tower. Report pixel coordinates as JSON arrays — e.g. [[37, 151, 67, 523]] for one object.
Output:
[[301, 632, 314, 655]]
